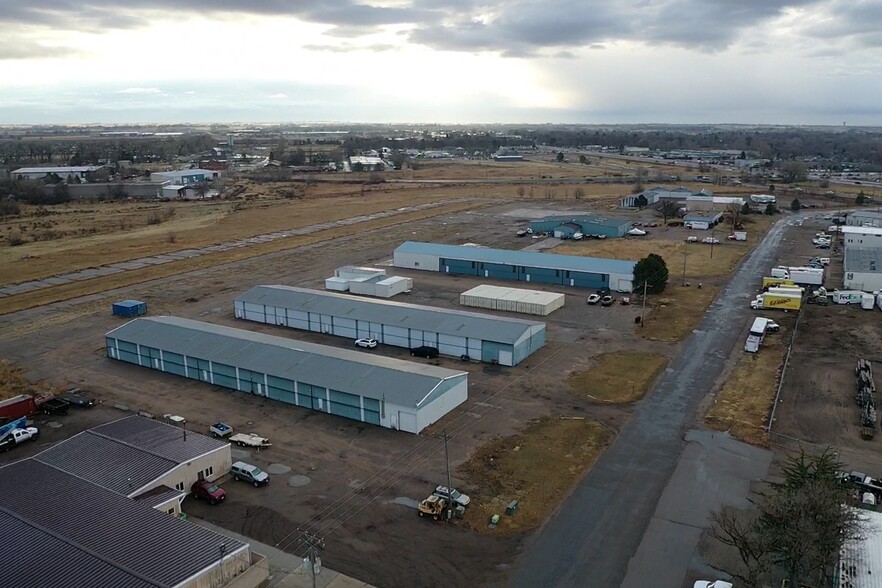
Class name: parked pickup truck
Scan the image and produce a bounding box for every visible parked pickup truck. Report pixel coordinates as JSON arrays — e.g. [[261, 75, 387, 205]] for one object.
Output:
[[229, 433, 271, 448], [38, 397, 70, 416], [209, 422, 233, 438], [0, 427, 39, 452]]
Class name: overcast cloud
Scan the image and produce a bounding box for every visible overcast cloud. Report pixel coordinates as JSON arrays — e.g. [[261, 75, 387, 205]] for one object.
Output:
[[0, 0, 880, 124]]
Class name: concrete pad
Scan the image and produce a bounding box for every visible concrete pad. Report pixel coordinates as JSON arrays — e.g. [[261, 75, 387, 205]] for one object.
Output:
[[43, 277, 74, 285], [288, 475, 312, 487], [267, 463, 291, 475], [621, 430, 772, 588]]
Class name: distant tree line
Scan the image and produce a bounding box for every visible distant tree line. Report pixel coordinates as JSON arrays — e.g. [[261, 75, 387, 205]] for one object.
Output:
[[0, 133, 215, 166]]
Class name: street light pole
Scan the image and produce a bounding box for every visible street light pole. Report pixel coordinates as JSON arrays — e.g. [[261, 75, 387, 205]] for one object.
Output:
[[710, 226, 716, 259]]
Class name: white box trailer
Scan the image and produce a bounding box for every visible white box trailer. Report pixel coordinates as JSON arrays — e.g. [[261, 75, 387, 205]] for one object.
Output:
[[767, 286, 805, 296], [770, 266, 824, 286], [744, 317, 770, 353], [862, 293, 875, 310]]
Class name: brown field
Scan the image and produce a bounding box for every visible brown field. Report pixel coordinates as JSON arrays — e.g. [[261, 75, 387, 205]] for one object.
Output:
[[705, 318, 795, 446], [639, 285, 720, 342], [0, 200, 483, 315], [0, 360, 56, 400], [568, 352, 669, 403], [459, 417, 612, 535]]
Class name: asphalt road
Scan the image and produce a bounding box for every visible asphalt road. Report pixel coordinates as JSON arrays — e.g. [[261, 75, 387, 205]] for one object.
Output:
[[509, 215, 797, 588]]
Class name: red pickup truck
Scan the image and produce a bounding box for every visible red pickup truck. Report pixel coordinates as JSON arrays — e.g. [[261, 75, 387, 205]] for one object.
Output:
[[191, 480, 226, 505]]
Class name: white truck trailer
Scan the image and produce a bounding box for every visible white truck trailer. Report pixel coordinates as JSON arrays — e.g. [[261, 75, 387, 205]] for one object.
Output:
[[770, 266, 824, 286], [744, 317, 770, 353]]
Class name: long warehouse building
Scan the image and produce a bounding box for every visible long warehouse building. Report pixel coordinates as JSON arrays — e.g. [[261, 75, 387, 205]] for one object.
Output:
[[393, 241, 636, 292], [106, 316, 468, 434], [234, 285, 546, 366]]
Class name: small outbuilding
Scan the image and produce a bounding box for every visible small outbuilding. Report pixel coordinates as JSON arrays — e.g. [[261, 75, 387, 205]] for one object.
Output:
[[106, 316, 469, 434], [460, 285, 565, 316], [683, 212, 723, 230]]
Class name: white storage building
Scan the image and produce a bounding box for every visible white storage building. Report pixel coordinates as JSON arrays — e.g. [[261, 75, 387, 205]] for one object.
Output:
[[844, 248, 882, 292], [843, 226, 882, 250], [234, 285, 546, 366], [324, 266, 412, 298], [460, 285, 565, 316], [106, 316, 468, 434]]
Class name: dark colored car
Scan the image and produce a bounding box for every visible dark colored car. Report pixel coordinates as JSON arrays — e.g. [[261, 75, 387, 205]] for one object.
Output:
[[191, 480, 226, 504], [58, 389, 95, 408], [410, 346, 440, 359]]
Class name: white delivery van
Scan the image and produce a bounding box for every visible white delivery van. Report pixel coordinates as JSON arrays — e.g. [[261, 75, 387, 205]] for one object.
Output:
[[770, 267, 789, 279]]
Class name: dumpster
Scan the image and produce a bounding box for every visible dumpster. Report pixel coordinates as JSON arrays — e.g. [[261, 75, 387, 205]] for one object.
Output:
[[112, 300, 147, 318]]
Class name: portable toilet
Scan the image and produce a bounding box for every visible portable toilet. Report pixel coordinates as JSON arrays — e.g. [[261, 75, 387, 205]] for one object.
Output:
[[112, 300, 148, 318]]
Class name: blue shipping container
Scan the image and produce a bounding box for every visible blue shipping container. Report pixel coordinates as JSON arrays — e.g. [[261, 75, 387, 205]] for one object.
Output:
[[112, 300, 148, 318]]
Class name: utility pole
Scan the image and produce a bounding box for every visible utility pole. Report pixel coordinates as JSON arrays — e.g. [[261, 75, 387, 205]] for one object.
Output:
[[301, 531, 324, 588], [682, 243, 688, 286], [710, 226, 716, 259], [440, 429, 453, 521], [640, 280, 648, 327]]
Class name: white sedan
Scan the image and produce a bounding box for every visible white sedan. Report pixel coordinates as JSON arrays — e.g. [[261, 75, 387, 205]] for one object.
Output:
[[702, 237, 721, 245], [354, 338, 378, 349]]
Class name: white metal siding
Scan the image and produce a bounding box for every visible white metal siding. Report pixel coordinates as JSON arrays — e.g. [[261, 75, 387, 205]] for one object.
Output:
[[416, 379, 468, 432], [383, 325, 410, 348], [438, 334, 467, 357], [393, 251, 439, 271], [287, 310, 309, 330], [334, 317, 357, 339]]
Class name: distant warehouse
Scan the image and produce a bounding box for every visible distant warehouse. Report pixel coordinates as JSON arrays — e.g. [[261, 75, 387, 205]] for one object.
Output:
[[529, 214, 632, 238], [393, 241, 636, 292], [106, 316, 468, 434], [234, 285, 546, 366]]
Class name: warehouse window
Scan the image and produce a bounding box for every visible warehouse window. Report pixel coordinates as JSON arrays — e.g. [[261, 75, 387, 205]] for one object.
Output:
[[203, 466, 213, 477], [167, 508, 175, 515], [175, 482, 184, 491], [414, 262, 420, 267]]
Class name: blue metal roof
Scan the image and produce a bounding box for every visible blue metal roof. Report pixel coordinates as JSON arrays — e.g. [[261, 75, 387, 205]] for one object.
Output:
[[395, 242, 636, 276]]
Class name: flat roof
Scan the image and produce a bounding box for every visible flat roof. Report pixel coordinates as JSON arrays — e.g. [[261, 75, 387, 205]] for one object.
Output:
[[849, 211, 882, 219], [0, 459, 247, 588], [461, 284, 565, 305], [845, 248, 882, 274], [236, 285, 544, 344], [843, 226, 882, 236], [107, 316, 467, 408], [11, 166, 102, 174], [395, 241, 636, 276]]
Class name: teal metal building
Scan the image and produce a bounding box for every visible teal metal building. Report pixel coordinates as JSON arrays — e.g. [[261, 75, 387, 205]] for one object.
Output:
[[529, 215, 632, 238]]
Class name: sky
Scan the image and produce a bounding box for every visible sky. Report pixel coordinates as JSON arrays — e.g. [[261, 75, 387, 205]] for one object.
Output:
[[1, 0, 881, 125]]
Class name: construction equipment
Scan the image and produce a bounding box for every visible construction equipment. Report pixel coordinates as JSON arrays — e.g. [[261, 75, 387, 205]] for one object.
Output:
[[417, 495, 448, 521]]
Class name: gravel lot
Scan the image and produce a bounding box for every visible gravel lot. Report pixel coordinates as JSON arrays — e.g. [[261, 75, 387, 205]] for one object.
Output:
[[0, 200, 682, 588]]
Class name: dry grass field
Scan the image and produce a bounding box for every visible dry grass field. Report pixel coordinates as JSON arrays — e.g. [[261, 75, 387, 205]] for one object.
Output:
[[0, 360, 55, 400], [638, 285, 721, 342], [460, 417, 612, 535], [704, 333, 789, 447], [568, 352, 669, 403]]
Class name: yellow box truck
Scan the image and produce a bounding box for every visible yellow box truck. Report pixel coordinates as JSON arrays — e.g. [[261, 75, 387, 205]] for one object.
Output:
[[750, 293, 802, 311]]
